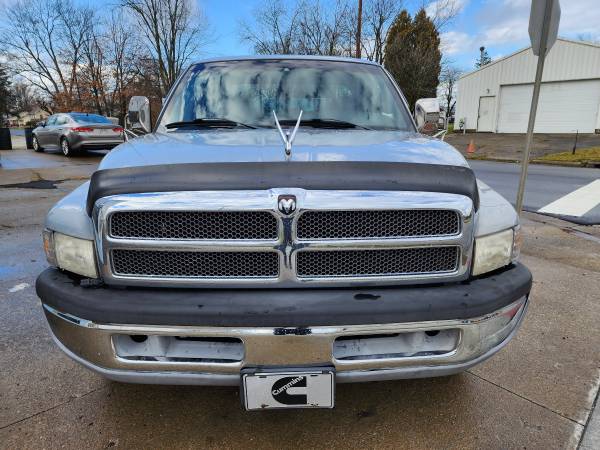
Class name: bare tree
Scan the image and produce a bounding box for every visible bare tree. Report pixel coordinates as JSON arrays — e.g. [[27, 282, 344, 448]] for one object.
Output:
[[239, 0, 301, 54], [439, 65, 460, 118], [79, 16, 108, 115], [121, 0, 211, 96], [362, 0, 403, 64], [241, 0, 355, 57], [423, 0, 463, 31], [106, 13, 147, 122], [11, 82, 36, 116], [0, 0, 86, 111], [296, 0, 352, 56]]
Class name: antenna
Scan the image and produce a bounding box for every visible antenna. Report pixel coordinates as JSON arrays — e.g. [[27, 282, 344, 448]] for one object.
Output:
[[273, 110, 303, 159]]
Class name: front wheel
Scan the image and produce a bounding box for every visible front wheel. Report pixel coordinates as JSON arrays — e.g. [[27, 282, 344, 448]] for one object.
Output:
[[60, 137, 75, 156], [32, 136, 43, 152]]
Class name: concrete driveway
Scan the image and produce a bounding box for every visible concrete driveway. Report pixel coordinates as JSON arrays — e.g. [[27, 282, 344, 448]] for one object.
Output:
[[1, 153, 599, 449]]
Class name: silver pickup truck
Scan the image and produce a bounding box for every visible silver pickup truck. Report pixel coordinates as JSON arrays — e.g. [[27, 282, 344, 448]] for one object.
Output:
[[36, 56, 531, 410]]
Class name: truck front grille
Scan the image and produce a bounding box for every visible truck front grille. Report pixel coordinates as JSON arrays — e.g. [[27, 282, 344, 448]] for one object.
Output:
[[97, 190, 473, 287], [112, 249, 279, 278], [297, 210, 460, 240], [296, 247, 459, 278], [110, 211, 278, 240]]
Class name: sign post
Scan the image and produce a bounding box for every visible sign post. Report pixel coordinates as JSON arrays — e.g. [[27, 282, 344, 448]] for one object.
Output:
[[515, 0, 560, 214]]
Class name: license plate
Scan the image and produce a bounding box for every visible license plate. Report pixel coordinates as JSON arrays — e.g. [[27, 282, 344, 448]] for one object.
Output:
[[93, 129, 112, 135], [242, 369, 335, 410]]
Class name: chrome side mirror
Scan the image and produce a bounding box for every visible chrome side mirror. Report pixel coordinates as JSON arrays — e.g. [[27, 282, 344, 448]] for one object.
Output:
[[127, 96, 151, 134], [37, 121, 46, 127]]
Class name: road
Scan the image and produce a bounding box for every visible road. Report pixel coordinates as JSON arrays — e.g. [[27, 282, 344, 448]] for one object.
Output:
[[471, 160, 600, 224]]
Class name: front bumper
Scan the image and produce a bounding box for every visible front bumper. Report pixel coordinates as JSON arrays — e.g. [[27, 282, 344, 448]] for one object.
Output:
[[37, 264, 531, 385]]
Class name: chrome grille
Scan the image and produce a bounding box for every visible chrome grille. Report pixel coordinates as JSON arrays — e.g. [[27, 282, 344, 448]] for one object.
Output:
[[96, 190, 474, 287], [297, 209, 460, 240], [110, 211, 277, 240], [112, 249, 279, 278], [296, 247, 459, 278]]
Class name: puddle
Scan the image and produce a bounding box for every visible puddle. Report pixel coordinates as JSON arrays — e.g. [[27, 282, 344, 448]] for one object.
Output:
[[0, 180, 59, 190]]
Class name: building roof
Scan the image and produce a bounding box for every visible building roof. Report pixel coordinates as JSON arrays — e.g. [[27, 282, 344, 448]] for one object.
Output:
[[459, 38, 600, 80]]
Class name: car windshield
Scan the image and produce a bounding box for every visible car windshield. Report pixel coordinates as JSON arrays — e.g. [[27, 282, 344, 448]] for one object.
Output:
[[158, 59, 414, 131], [70, 113, 111, 124]]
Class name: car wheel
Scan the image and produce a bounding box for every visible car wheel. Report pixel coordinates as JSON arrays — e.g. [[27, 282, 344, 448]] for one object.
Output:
[[32, 136, 43, 152], [60, 137, 75, 156]]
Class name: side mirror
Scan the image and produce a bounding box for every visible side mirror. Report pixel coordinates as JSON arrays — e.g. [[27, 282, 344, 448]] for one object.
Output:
[[127, 96, 151, 134], [37, 121, 46, 127]]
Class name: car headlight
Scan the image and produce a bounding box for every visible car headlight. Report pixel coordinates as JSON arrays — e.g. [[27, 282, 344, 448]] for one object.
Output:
[[472, 228, 520, 276], [43, 230, 98, 278]]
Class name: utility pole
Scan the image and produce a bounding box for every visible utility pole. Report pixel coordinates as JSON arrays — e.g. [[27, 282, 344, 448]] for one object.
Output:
[[356, 0, 363, 59]]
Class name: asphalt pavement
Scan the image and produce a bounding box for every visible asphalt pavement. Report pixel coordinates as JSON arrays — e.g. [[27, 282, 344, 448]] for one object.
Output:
[[471, 160, 600, 224]]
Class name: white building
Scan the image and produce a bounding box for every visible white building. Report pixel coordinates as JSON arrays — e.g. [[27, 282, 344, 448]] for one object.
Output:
[[455, 39, 600, 134]]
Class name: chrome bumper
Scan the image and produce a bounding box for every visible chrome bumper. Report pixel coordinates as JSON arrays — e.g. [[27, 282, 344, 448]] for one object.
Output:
[[43, 296, 528, 385]]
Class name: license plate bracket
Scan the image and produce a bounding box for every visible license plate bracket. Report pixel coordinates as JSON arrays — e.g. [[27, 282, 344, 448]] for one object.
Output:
[[241, 367, 335, 410]]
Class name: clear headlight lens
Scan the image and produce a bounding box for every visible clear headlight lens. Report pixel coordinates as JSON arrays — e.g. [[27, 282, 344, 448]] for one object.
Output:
[[472, 228, 516, 276], [43, 230, 98, 278]]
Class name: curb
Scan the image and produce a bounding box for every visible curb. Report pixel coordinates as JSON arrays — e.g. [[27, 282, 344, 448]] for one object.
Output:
[[465, 155, 600, 168]]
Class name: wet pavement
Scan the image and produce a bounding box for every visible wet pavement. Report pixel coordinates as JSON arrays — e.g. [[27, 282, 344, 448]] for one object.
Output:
[[1, 151, 599, 449]]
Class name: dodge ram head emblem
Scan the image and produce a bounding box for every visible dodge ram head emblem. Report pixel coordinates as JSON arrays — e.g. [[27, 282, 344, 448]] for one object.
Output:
[[278, 195, 297, 215]]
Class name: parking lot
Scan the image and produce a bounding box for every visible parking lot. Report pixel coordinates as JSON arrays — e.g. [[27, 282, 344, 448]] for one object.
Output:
[[0, 148, 598, 449]]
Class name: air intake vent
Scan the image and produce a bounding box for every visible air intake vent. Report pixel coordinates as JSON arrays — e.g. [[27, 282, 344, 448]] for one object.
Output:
[[297, 209, 460, 240], [296, 247, 459, 278], [112, 249, 279, 278], [110, 211, 278, 240]]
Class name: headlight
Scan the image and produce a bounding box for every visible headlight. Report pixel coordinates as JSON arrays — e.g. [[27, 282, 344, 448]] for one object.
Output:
[[43, 230, 98, 278], [472, 228, 519, 276]]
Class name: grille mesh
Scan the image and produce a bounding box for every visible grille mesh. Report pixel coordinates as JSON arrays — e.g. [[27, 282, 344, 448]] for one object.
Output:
[[297, 210, 460, 240], [110, 211, 277, 240], [296, 247, 459, 278], [112, 249, 279, 278]]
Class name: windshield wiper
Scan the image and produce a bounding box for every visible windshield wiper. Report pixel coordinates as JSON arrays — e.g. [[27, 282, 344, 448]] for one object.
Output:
[[278, 118, 371, 130], [165, 118, 256, 129]]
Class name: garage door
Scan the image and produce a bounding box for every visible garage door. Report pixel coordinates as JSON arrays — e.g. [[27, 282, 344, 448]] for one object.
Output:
[[497, 79, 600, 133]]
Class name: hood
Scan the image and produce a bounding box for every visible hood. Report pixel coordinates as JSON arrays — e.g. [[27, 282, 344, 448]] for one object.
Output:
[[98, 129, 469, 170]]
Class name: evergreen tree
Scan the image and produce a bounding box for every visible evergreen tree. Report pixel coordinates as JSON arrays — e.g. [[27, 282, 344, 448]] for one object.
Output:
[[475, 46, 492, 68], [0, 63, 12, 122], [384, 8, 441, 112]]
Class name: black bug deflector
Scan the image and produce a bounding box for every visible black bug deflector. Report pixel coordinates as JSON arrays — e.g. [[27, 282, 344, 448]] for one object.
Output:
[[86, 161, 480, 215], [36, 263, 531, 328]]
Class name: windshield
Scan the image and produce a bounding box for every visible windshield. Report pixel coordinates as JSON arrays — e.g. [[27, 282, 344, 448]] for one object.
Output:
[[158, 59, 414, 131], [71, 113, 111, 124]]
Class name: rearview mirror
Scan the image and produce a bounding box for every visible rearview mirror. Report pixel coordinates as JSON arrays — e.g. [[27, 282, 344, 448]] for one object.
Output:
[[127, 96, 151, 134]]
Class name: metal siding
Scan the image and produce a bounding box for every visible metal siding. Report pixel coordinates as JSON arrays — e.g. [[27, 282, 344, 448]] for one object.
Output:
[[456, 39, 600, 132], [498, 80, 600, 133]]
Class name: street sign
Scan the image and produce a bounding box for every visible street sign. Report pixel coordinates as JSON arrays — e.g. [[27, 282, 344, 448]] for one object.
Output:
[[515, 0, 561, 215], [529, 0, 560, 56]]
